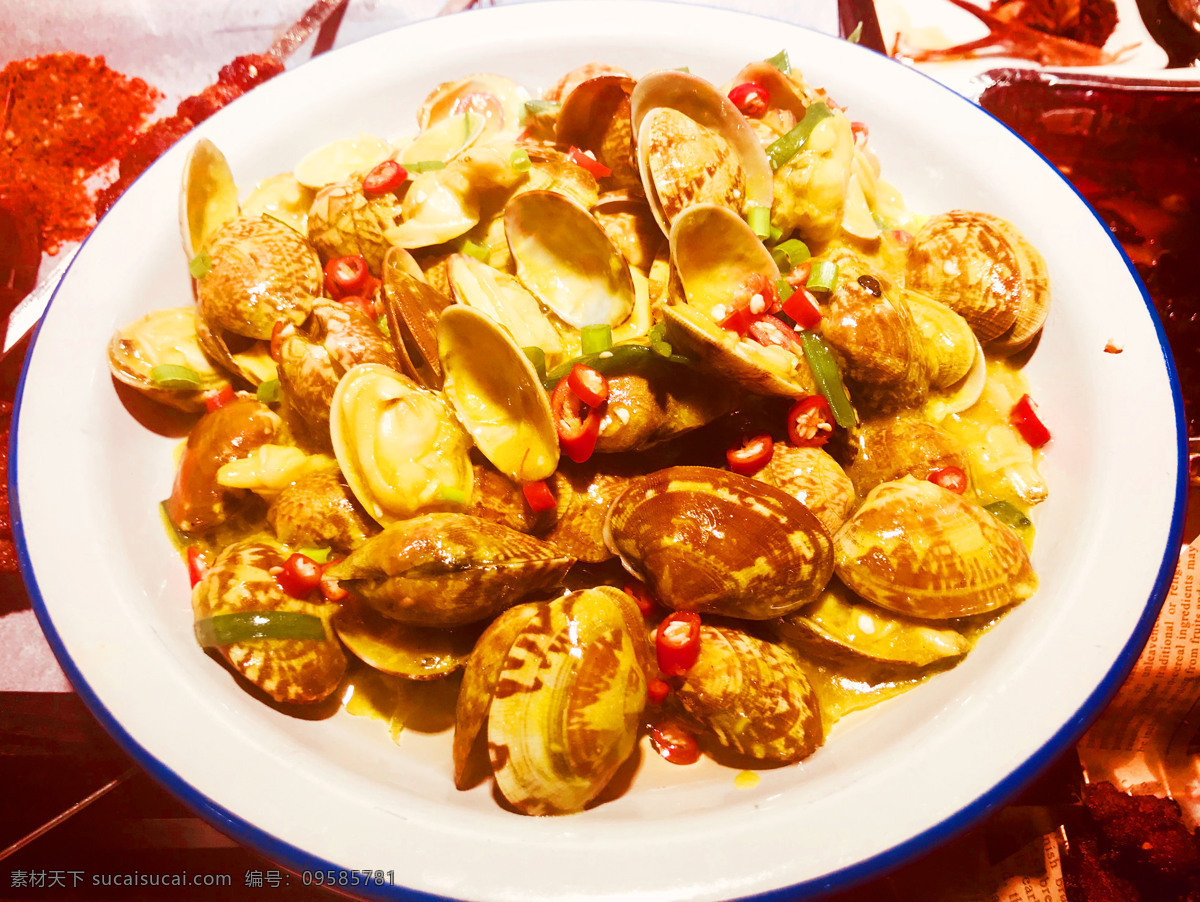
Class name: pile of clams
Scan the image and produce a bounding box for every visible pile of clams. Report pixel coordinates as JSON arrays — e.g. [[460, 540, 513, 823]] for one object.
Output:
[[109, 53, 1051, 816]]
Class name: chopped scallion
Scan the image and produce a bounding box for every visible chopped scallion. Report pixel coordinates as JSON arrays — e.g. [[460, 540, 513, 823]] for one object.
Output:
[[510, 148, 531, 172], [406, 160, 447, 173], [767, 224, 784, 244], [522, 346, 547, 382], [189, 251, 211, 279], [775, 238, 811, 268], [984, 501, 1032, 530], [438, 487, 469, 505], [847, 22, 864, 43], [521, 99, 560, 125], [766, 49, 791, 73], [256, 379, 282, 404], [462, 239, 490, 263], [651, 340, 673, 358], [150, 364, 202, 390], [581, 324, 614, 355], [775, 279, 795, 303], [807, 260, 839, 292], [194, 611, 328, 648], [766, 102, 832, 171], [798, 331, 856, 428], [296, 546, 332, 564], [747, 206, 771, 238]]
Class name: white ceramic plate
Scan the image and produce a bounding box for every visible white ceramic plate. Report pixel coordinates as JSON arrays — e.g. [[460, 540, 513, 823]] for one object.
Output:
[[11, 3, 1186, 899]]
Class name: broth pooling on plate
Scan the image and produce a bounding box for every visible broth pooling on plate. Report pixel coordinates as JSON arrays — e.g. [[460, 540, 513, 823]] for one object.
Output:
[[108, 53, 1052, 815]]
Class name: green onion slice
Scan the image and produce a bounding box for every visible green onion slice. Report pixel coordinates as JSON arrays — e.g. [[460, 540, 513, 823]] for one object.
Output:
[[510, 148, 532, 172], [296, 546, 332, 564], [580, 324, 614, 355], [776, 238, 811, 269], [256, 379, 282, 404], [406, 160, 447, 173], [438, 487, 469, 505], [847, 22, 864, 43], [775, 279, 795, 303], [521, 99, 560, 125], [747, 206, 771, 239], [461, 238, 490, 262], [767, 224, 784, 244], [766, 102, 832, 171], [766, 49, 792, 73], [807, 260, 839, 292], [195, 611, 329, 647], [522, 346, 547, 382], [150, 364, 203, 390], [189, 251, 211, 279], [799, 330, 856, 428], [984, 500, 1032, 530]]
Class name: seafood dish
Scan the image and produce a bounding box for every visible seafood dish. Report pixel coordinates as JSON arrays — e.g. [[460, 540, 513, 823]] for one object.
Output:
[[108, 51, 1053, 817]]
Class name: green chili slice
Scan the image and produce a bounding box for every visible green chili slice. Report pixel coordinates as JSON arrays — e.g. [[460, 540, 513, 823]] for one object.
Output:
[[256, 379, 282, 404], [522, 346, 547, 382], [543, 343, 692, 388], [150, 364, 203, 390], [195, 611, 328, 647], [766, 102, 832, 171], [747, 206, 771, 238], [189, 251, 211, 279], [807, 260, 839, 292], [581, 324, 614, 355], [438, 487, 469, 505], [984, 501, 1032, 530], [766, 49, 792, 73], [799, 330, 856, 428], [296, 546, 332, 564], [461, 238, 490, 263]]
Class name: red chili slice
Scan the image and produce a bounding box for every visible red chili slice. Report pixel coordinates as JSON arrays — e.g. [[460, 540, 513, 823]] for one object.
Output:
[[650, 720, 701, 765], [567, 146, 612, 178], [781, 287, 822, 329], [522, 479, 557, 513], [187, 545, 209, 588], [727, 433, 774, 476], [269, 320, 288, 363], [275, 553, 323, 599], [785, 262, 813, 289], [362, 160, 408, 195], [728, 81, 770, 117], [788, 395, 835, 447], [319, 560, 348, 602], [656, 611, 702, 677], [1010, 394, 1051, 448], [204, 384, 236, 413], [647, 678, 671, 706], [451, 91, 504, 123], [550, 377, 603, 464], [324, 254, 370, 299], [566, 363, 609, 407], [747, 315, 803, 352], [734, 272, 780, 316], [624, 580, 659, 618], [928, 465, 968, 494], [338, 296, 378, 321]]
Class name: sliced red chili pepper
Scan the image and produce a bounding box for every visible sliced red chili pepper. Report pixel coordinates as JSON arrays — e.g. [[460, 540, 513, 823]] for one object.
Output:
[[275, 552, 323, 599], [203, 383, 236, 413], [338, 295, 378, 321], [656, 611, 702, 677], [324, 254, 370, 299], [566, 363, 609, 407], [718, 304, 755, 335], [928, 465, 968, 494], [781, 286, 822, 329], [362, 159, 408, 196], [567, 146, 612, 178], [851, 120, 869, 143], [319, 560, 348, 602], [788, 395, 835, 447], [1010, 394, 1051, 448], [747, 315, 804, 352], [727, 433, 774, 476], [734, 272, 780, 316], [650, 720, 701, 765], [269, 320, 288, 363], [785, 262, 813, 289], [624, 580, 659, 618], [728, 81, 770, 117], [187, 545, 209, 588], [550, 377, 603, 464], [647, 678, 671, 705], [522, 479, 557, 513], [451, 91, 504, 122]]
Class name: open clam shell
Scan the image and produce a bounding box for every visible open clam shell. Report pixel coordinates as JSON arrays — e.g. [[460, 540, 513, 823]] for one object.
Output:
[[108, 307, 228, 411], [416, 73, 530, 144], [630, 69, 773, 235], [437, 305, 560, 484], [505, 189, 636, 328], [334, 598, 478, 680], [180, 138, 239, 260], [555, 74, 640, 189], [833, 476, 1038, 619], [381, 255, 453, 389], [293, 133, 392, 189]]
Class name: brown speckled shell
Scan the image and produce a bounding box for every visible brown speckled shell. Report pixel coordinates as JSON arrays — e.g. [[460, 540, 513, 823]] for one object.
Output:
[[753, 445, 856, 535], [843, 417, 968, 497], [604, 465, 834, 620], [672, 624, 823, 762], [834, 477, 1037, 619], [267, 469, 378, 553], [192, 536, 346, 704]]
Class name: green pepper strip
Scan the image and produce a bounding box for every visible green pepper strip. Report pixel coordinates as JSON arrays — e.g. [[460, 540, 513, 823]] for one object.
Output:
[[798, 330, 856, 428], [257, 379, 282, 404], [984, 500, 1032, 530], [543, 343, 693, 389], [766, 102, 833, 171], [194, 611, 328, 647], [150, 364, 202, 390], [766, 49, 792, 73], [522, 346, 547, 382]]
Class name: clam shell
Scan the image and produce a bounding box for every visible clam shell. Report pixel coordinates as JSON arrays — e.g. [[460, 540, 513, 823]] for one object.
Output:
[[907, 291, 977, 389], [754, 445, 855, 535], [180, 138, 239, 260], [833, 476, 1038, 619], [192, 536, 346, 704], [293, 133, 391, 189], [416, 73, 530, 142], [240, 173, 313, 236], [671, 624, 822, 763], [906, 211, 1050, 346], [329, 364, 474, 525], [775, 581, 970, 668], [486, 587, 649, 815], [108, 307, 227, 412], [197, 217, 321, 341], [194, 317, 277, 387], [437, 305, 560, 484], [505, 190, 635, 328], [267, 468, 379, 553], [541, 459, 639, 562], [591, 190, 663, 274], [326, 513, 574, 627], [595, 365, 736, 453], [604, 465, 834, 619], [381, 258, 453, 389], [669, 203, 779, 321], [844, 417, 969, 497], [308, 177, 402, 272], [555, 75, 640, 189], [334, 598, 477, 680]]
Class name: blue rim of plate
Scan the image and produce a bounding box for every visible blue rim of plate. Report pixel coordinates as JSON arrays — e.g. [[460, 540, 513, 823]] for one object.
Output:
[[8, 5, 1189, 899]]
